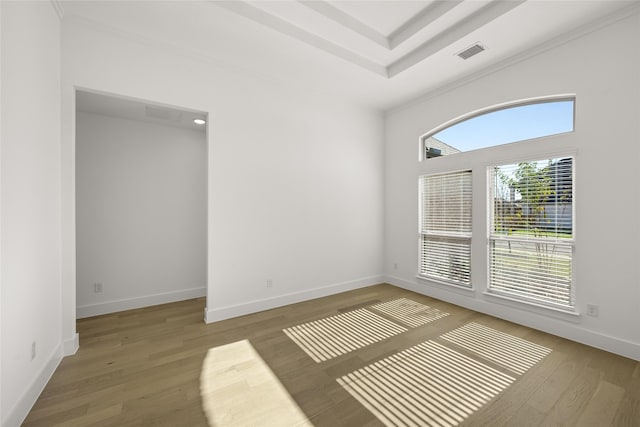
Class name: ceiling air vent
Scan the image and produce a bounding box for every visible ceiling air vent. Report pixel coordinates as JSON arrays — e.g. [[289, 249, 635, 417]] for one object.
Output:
[[457, 43, 486, 60]]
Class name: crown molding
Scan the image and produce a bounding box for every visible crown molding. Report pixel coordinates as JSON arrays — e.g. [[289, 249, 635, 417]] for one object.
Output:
[[298, 0, 468, 53], [389, 0, 464, 50], [388, 0, 526, 78], [213, 0, 527, 79], [298, 0, 389, 49], [213, 1, 387, 77], [386, 1, 640, 116]]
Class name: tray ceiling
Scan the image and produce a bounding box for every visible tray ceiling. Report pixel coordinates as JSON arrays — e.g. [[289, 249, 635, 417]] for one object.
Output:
[[61, 0, 639, 110], [215, 0, 526, 77]]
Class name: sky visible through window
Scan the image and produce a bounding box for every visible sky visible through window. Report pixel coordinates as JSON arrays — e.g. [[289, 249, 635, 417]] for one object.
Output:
[[432, 100, 574, 152]]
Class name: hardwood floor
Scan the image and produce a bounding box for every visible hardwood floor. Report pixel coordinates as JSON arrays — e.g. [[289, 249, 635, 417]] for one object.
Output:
[[23, 284, 640, 426]]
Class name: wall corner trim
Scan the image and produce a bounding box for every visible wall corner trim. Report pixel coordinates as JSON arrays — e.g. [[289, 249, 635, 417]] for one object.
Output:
[[204, 275, 385, 323], [2, 344, 63, 427], [63, 333, 80, 356]]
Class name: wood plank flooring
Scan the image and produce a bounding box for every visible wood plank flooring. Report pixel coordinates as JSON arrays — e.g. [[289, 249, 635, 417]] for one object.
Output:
[[23, 284, 640, 426]]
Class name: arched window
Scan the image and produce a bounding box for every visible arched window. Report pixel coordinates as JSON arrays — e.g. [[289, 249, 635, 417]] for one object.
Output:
[[421, 98, 574, 159], [418, 97, 576, 311]]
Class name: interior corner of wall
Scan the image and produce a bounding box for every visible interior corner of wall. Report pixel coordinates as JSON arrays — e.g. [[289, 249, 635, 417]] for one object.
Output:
[[63, 332, 79, 356]]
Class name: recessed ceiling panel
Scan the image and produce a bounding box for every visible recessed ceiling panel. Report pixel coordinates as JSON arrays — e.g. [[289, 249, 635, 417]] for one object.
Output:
[[217, 0, 528, 78], [328, 0, 432, 37]]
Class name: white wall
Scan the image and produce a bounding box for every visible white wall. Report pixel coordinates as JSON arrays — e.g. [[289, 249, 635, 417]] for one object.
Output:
[[75, 112, 207, 317], [1, 2, 65, 425], [385, 10, 640, 360], [61, 13, 384, 333], [1, 2, 4, 423]]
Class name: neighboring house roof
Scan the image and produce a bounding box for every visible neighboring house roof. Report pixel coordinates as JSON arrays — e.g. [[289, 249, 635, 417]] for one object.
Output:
[[424, 136, 462, 157]]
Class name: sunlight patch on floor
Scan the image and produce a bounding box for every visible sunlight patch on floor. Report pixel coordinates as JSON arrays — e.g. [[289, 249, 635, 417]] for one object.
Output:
[[370, 298, 450, 327], [283, 309, 408, 362], [440, 322, 552, 374], [200, 340, 313, 427], [338, 340, 515, 427]]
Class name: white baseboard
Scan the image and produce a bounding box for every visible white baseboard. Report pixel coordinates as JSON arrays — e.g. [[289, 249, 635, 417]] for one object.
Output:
[[204, 275, 384, 323], [63, 333, 79, 356], [76, 287, 206, 318], [385, 275, 640, 361], [3, 344, 63, 427]]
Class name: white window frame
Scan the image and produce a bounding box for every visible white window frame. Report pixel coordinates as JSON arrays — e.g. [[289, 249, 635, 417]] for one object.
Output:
[[418, 94, 575, 161], [487, 156, 576, 311], [418, 170, 472, 288]]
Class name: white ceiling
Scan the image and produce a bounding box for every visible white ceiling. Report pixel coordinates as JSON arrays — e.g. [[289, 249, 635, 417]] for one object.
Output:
[[330, 1, 434, 36], [62, 0, 639, 111], [76, 90, 208, 132], [215, 0, 516, 77]]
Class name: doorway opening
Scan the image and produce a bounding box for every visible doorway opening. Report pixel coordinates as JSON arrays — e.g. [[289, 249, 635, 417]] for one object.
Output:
[[75, 90, 208, 319]]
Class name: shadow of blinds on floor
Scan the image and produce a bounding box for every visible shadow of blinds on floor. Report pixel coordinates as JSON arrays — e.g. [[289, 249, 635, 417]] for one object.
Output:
[[338, 340, 515, 427]]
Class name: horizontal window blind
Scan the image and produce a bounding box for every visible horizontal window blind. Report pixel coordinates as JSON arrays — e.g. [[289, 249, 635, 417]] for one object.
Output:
[[489, 157, 574, 308], [420, 170, 472, 287]]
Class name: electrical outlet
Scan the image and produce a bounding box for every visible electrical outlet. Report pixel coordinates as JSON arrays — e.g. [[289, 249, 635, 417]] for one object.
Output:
[[31, 341, 36, 361], [94, 282, 103, 293], [393, 263, 398, 270], [586, 304, 599, 317], [266, 279, 273, 288]]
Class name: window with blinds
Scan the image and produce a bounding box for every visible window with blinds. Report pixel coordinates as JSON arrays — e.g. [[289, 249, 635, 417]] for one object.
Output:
[[488, 157, 574, 309], [419, 170, 472, 287]]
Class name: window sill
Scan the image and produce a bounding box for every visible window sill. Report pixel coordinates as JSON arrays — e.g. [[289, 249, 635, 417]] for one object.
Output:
[[416, 275, 476, 296], [482, 291, 581, 322]]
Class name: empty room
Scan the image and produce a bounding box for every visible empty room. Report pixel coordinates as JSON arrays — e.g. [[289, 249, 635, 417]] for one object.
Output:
[[1, 1, 639, 426]]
